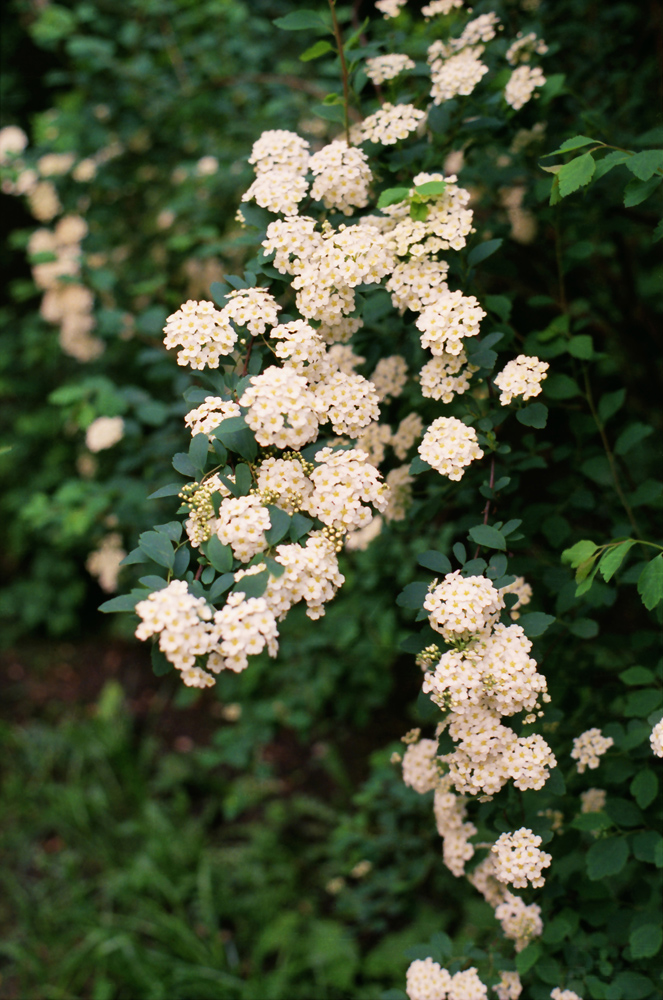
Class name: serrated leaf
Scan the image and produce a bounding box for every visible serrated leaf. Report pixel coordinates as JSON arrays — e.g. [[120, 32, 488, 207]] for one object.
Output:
[[519, 612, 556, 637], [630, 769, 658, 810], [206, 535, 233, 574], [614, 972, 656, 999], [138, 531, 175, 570], [273, 10, 331, 32], [598, 540, 636, 581], [414, 180, 446, 197], [148, 482, 183, 500], [378, 188, 409, 212], [594, 149, 631, 180], [417, 551, 452, 575], [396, 581, 429, 610], [265, 505, 291, 546], [300, 39, 333, 60], [468, 524, 506, 550], [189, 433, 209, 473], [515, 942, 541, 975], [630, 924, 662, 959], [637, 555, 663, 610], [570, 811, 613, 832], [586, 836, 629, 880], [625, 149, 663, 181], [516, 403, 548, 428], [614, 422, 653, 455], [624, 175, 662, 207], [558, 152, 596, 197], [467, 238, 502, 267], [543, 135, 600, 157], [561, 540, 599, 567]]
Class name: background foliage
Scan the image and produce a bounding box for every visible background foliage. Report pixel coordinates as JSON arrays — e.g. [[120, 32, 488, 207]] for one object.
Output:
[[1, 0, 661, 998]]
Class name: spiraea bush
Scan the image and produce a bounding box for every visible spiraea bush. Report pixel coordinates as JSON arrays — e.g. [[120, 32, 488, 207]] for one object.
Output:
[[1, 0, 661, 998]]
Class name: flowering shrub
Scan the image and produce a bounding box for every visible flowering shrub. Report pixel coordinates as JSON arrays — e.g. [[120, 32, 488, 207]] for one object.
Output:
[[2, 0, 662, 997]]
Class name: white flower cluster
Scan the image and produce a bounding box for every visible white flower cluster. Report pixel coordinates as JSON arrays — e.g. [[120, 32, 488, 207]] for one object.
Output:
[[416, 289, 486, 356], [243, 129, 310, 214], [381, 173, 474, 258], [491, 828, 552, 889], [429, 45, 489, 104], [571, 728, 614, 773], [393, 412, 424, 459], [240, 366, 319, 449], [494, 971, 523, 1000], [424, 572, 503, 643], [214, 494, 271, 563], [505, 65, 546, 110], [506, 32, 548, 65], [406, 959, 487, 1000], [304, 447, 389, 531], [550, 990, 583, 1000], [224, 287, 281, 335], [402, 738, 440, 793], [86, 416, 124, 453], [384, 465, 414, 521], [580, 787, 607, 813], [185, 397, 241, 438], [419, 416, 483, 480], [258, 531, 346, 621], [375, 0, 407, 19], [422, 0, 464, 17], [256, 455, 313, 513], [208, 587, 279, 674], [365, 53, 416, 85], [469, 856, 543, 951], [387, 258, 450, 312], [316, 371, 381, 437], [651, 718, 663, 757], [434, 777, 477, 875], [163, 299, 237, 369], [135, 581, 218, 688], [370, 354, 408, 402], [358, 102, 427, 145], [419, 351, 477, 402], [310, 140, 373, 215], [86, 532, 125, 593], [494, 355, 549, 404]]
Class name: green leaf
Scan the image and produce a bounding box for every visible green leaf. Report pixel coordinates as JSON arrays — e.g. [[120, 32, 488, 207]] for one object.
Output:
[[515, 942, 541, 975], [376, 186, 410, 209], [654, 219, 663, 243], [543, 135, 600, 157], [568, 334, 594, 358], [234, 463, 253, 497], [593, 149, 631, 180], [189, 433, 209, 474], [630, 769, 658, 809], [151, 644, 172, 676], [289, 513, 314, 542], [614, 422, 653, 455], [265, 505, 291, 546], [570, 812, 613, 832], [598, 540, 636, 581], [519, 612, 556, 637], [624, 688, 662, 718], [410, 456, 432, 475], [516, 403, 548, 428], [300, 39, 333, 60], [467, 238, 503, 267], [468, 525, 506, 550], [619, 665, 655, 685], [99, 592, 141, 613], [562, 540, 599, 567], [418, 551, 452, 575], [208, 573, 234, 601], [138, 576, 168, 591], [586, 836, 629, 880], [613, 972, 656, 1000], [624, 175, 662, 207], [154, 521, 182, 543], [206, 535, 233, 574], [148, 482, 183, 500], [558, 152, 596, 197], [410, 202, 429, 222], [637, 555, 663, 610], [414, 181, 447, 198], [624, 149, 663, 181], [544, 373, 581, 399], [138, 531, 175, 570], [172, 452, 197, 477], [568, 617, 599, 638], [120, 547, 146, 567], [273, 10, 331, 32], [233, 569, 269, 599], [396, 582, 429, 610], [598, 388, 626, 422]]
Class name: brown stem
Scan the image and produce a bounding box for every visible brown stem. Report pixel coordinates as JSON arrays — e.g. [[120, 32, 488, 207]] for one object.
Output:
[[241, 336, 255, 377], [473, 455, 496, 559], [328, 0, 352, 145]]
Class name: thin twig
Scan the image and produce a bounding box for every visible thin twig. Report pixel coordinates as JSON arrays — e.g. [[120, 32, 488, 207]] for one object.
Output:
[[328, 0, 352, 145], [473, 455, 496, 559]]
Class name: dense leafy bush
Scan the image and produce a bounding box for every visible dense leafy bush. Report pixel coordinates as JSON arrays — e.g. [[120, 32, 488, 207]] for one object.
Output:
[[1, 0, 661, 998]]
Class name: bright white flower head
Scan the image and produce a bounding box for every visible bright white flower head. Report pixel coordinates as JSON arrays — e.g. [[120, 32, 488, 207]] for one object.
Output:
[[419, 417, 483, 480], [494, 355, 549, 404], [242, 167, 309, 215], [375, 0, 407, 18], [550, 990, 583, 1000], [310, 140, 373, 215], [365, 53, 416, 85], [0, 125, 28, 163], [495, 892, 543, 951], [213, 495, 271, 563], [406, 958, 452, 1000], [571, 728, 614, 773], [420, 351, 476, 403], [402, 738, 441, 794], [163, 299, 236, 370], [505, 65, 546, 110], [491, 827, 552, 888], [240, 366, 320, 449], [494, 970, 522, 1000], [248, 129, 310, 174], [429, 45, 490, 104], [424, 571, 504, 642], [422, 0, 463, 17], [416, 289, 485, 357], [185, 397, 241, 438], [135, 580, 217, 687], [650, 718, 663, 757], [303, 446, 388, 531], [359, 102, 426, 145]]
